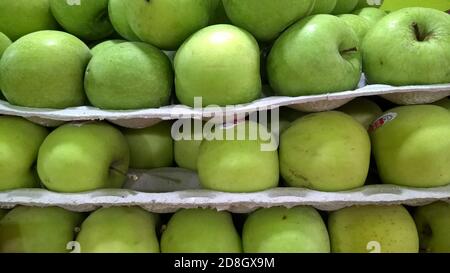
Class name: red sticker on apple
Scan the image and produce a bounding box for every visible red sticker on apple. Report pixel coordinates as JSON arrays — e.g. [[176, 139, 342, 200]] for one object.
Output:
[[369, 112, 398, 133]]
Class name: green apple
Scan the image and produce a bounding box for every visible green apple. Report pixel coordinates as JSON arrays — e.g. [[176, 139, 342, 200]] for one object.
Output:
[[76, 207, 159, 253], [0, 30, 91, 109], [370, 105, 450, 188], [126, 0, 216, 50], [90, 39, 126, 56], [49, 0, 113, 40], [355, 0, 384, 9], [338, 14, 371, 42], [174, 120, 205, 171], [108, 0, 140, 41], [280, 111, 371, 191], [0, 0, 59, 41], [433, 98, 450, 110], [161, 209, 241, 253], [332, 0, 359, 14], [353, 7, 387, 25], [0, 206, 84, 253], [0, 210, 7, 220], [267, 15, 361, 97], [414, 202, 450, 253], [198, 121, 279, 192], [37, 122, 130, 193], [310, 0, 338, 14], [0, 116, 48, 191], [243, 207, 330, 253], [362, 8, 450, 85], [122, 122, 173, 169], [222, 0, 315, 41], [85, 42, 172, 110], [329, 205, 419, 253], [337, 98, 383, 129], [175, 24, 261, 107], [0, 32, 11, 58]]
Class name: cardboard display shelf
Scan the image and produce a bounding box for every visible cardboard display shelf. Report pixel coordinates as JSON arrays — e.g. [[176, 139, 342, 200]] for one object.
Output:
[[0, 80, 449, 129], [0, 168, 448, 213]]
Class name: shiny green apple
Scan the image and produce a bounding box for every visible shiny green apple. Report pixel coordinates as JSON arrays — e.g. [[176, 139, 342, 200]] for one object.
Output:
[[329, 205, 419, 253], [37, 122, 130, 192], [222, 0, 315, 41], [0, 0, 58, 41], [243, 207, 330, 253], [85, 42, 172, 110], [175, 24, 261, 107], [0, 206, 84, 253], [362, 8, 450, 85], [49, 0, 113, 40], [280, 111, 371, 191], [76, 207, 159, 253], [267, 15, 361, 96], [198, 121, 279, 192], [0, 116, 48, 191], [0, 30, 91, 109], [161, 209, 241, 253], [370, 105, 450, 188], [126, 0, 216, 50]]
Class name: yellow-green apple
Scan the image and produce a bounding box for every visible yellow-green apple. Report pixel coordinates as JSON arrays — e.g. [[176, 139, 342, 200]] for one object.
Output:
[[76, 207, 159, 253], [122, 122, 173, 169], [108, 0, 140, 41], [362, 8, 450, 85], [0, 0, 58, 41], [0, 116, 48, 191], [126, 0, 216, 50], [197, 121, 279, 192], [49, 0, 113, 40], [0, 32, 11, 58], [0, 206, 84, 253], [353, 7, 387, 25], [90, 39, 126, 56], [85, 42, 172, 110], [174, 120, 205, 171], [338, 98, 383, 129], [414, 202, 450, 253], [243, 207, 330, 253], [338, 14, 371, 42], [280, 111, 371, 191], [369, 105, 450, 188], [329, 205, 419, 253], [355, 0, 384, 10], [37, 122, 130, 193], [0, 31, 91, 109], [332, 0, 359, 14], [175, 24, 261, 107], [267, 15, 361, 96], [222, 0, 315, 41], [434, 98, 450, 110], [161, 209, 241, 253], [310, 0, 338, 15]]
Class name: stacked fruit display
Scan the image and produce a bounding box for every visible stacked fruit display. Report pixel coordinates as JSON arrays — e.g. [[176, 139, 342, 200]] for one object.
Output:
[[0, 0, 449, 253]]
